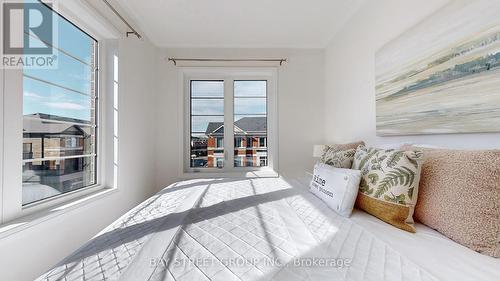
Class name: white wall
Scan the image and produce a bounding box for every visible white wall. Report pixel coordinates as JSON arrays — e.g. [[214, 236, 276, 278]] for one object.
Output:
[[155, 48, 325, 190], [0, 37, 158, 281], [324, 0, 500, 149]]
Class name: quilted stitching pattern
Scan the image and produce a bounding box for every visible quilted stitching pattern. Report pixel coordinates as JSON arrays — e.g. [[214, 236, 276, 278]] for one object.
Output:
[[37, 178, 441, 281], [281, 193, 439, 281], [37, 186, 192, 281], [149, 179, 297, 281]]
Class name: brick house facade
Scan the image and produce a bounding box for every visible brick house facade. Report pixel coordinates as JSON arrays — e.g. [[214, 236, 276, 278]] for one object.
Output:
[[203, 117, 267, 168]]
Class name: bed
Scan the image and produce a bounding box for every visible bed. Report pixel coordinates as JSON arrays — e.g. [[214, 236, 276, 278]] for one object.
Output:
[[36, 177, 500, 281]]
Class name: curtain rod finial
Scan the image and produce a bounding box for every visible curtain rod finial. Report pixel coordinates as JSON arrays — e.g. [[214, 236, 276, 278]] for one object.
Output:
[[167, 58, 177, 66], [126, 31, 141, 39]]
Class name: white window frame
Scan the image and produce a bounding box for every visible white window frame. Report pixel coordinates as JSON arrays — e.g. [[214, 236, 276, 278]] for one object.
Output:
[[0, 59, 4, 223], [0, 1, 119, 224], [180, 68, 278, 176]]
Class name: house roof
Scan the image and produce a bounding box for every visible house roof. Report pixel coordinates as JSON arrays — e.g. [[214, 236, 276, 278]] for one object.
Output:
[[235, 117, 267, 132], [205, 117, 266, 135], [23, 113, 90, 135], [205, 122, 224, 135]]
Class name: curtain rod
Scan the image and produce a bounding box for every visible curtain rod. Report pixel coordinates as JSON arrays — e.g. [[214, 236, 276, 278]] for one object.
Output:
[[101, 0, 141, 39], [167, 58, 288, 66]]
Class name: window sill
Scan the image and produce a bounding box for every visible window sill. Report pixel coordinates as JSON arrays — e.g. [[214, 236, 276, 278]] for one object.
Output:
[[0, 186, 117, 240]]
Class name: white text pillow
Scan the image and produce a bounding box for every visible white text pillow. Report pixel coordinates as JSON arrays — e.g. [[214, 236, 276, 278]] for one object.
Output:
[[309, 163, 361, 217]]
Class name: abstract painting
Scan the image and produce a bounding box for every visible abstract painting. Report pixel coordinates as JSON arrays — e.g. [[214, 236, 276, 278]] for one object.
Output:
[[375, 0, 500, 135]]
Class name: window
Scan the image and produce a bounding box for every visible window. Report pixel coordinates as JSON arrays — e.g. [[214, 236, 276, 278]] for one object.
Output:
[[23, 143, 33, 160], [234, 81, 267, 167], [65, 137, 79, 148], [185, 71, 275, 173], [216, 137, 224, 148], [245, 157, 254, 167], [190, 81, 224, 168], [234, 157, 244, 167], [259, 137, 267, 147], [235, 137, 243, 148], [260, 157, 267, 167], [21, 4, 98, 205], [216, 158, 224, 168]]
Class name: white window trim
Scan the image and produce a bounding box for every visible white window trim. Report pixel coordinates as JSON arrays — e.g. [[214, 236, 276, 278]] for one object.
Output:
[[0, 1, 119, 226], [179, 67, 279, 178], [0, 62, 4, 223]]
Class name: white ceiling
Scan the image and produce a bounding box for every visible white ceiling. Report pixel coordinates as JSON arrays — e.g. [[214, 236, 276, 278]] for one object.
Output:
[[115, 0, 365, 48]]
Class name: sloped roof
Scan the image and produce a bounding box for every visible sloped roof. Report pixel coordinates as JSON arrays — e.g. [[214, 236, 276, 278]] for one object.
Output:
[[205, 117, 266, 135], [27, 113, 92, 124], [23, 113, 90, 135], [235, 117, 267, 132], [205, 122, 224, 135]]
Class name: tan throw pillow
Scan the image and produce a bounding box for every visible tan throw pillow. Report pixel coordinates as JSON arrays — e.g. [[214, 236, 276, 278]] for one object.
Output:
[[402, 145, 500, 258], [320, 141, 365, 169], [320, 149, 356, 168], [323, 141, 365, 152], [352, 146, 424, 233]]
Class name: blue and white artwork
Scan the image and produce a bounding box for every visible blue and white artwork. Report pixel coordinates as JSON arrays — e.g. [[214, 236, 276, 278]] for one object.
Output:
[[375, 0, 500, 135]]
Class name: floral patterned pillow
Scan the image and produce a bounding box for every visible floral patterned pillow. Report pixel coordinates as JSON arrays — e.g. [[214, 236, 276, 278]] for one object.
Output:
[[320, 148, 356, 169], [352, 145, 424, 232]]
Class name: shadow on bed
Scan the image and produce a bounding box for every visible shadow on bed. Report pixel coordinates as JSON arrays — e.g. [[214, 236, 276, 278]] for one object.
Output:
[[152, 180, 296, 280], [53, 179, 300, 276]]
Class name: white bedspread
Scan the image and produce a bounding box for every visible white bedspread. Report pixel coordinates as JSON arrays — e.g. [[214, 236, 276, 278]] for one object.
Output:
[[36, 178, 500, 281]]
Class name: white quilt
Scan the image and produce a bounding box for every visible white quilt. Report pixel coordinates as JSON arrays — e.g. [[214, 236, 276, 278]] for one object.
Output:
[[36, 178, 500, 281]]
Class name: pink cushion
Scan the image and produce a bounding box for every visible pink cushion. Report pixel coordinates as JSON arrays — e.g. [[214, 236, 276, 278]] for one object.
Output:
[[402, 145, 500, 257]]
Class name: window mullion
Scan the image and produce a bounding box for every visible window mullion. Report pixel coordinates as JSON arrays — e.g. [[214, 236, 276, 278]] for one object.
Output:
[[224, 78, 235, 169]]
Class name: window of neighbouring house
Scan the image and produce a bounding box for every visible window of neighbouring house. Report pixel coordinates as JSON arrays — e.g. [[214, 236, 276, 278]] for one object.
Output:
[[23, 143, 33, 160], [22, 4, 98, 205], [260, 156, 267, 167], [235, 137, 243, 147], [216, 137, 224, 148], [234, 156, 244, 167], [259, 137, 266, 147]]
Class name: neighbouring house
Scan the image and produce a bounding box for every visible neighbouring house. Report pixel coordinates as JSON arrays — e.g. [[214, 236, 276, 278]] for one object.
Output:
[[196, 116, 267, 168], [22, 113, 95, 202]]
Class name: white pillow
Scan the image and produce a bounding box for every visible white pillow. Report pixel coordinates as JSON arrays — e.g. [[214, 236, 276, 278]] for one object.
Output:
[[309, 163, 361, 217]]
